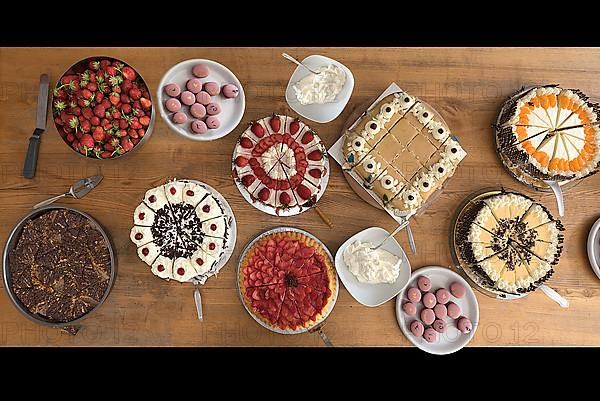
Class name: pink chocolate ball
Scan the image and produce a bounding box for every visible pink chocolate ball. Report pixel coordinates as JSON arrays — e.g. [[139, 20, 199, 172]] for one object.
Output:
[[222, 84, 239, 98], [180, 91, 196, 106], [447, 302, 462, 319], [163, 83, 180, 97], [191, 120, 208, 134], [196, 91, 211, 105], [186, 78, 203, 94], [417, 276, 431, 292], [206, 102, 221, 116], [422, 292, 436, 309], [165, 98, 181, 112], [190, 103, 206, 119], [203, 82, 220, 96], [410, 320, 424, 337], [433, 303, 447, 319], [206, 116, 220, 129], [402, 302, 417, 316], [436, 288, 451, 305], [432, 319, 447, 333], [172, 112, 187, 124], [407, 287, 421, 303], [457, 317, 473, 334], [420, 308, 435, 325], [450, 282, 467, 298], [423, 328, 437, 343], [192, 64, 210, 78]]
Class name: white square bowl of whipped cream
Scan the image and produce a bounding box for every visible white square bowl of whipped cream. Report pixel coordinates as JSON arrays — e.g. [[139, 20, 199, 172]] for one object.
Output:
[[335, 227, 411, 307], [285, 54, 354, 124]]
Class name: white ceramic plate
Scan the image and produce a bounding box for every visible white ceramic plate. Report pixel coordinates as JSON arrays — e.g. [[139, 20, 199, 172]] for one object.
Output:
[[285, 55, 354, 124], [587, 216, 600, 280], [157, 59, 245, 141], [335, 227, 411, 307], [395, 266, 479, 355]]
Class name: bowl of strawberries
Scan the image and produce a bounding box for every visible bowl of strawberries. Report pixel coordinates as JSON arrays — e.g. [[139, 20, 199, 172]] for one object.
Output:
[[51, 56, 154, 160]]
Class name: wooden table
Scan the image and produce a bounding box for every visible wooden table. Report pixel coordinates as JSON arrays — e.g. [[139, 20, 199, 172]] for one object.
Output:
[[1, 47, 599, 347]]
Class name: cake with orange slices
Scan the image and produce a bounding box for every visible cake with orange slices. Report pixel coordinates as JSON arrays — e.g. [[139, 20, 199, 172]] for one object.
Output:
[[496, 85, 600, 181]]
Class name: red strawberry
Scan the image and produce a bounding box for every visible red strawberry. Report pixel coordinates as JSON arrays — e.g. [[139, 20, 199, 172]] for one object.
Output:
[[296, 184, 312, 200], [71, 140, 79, 151], [121, 137, 134, 152], [95, 92, 104, 103], [241, 175, 255, 187], [106, 66, 117, 76], [121, 103, 132, 114], [290, 119, 300, 135], [279, 192, 292, 206], [119, 119, 128, 129], [94, 104, 106, 118], [240, 137, 253, 148], [54, 116, 64, 126], [129, 88, 142, 100], [131, 120, 142, 129], [66, 133, 75, 143], [251, 123, 265, 138], [101, 98, 111, 110], [100, 59, 111, 70], [71, 107, 82, 116], [309, 168, 322, 179], [82, 107, 94, 120], [139, 97, 152, 110], [139, 116, 150, 126], [307, 150, 323, 161], [80, 119, 91, 132], [54, 88, 66, 100], [80, 134, 94, 148], [301, 131, 314, 144], [235, 156, 248, 167], [132, 138, 140, 145], [101, 151, 112, 159], [121, 66, 136, 81], [82, 89, 93, 99], [93, 126, 105, 142], [269, 114, 281, 132], [104, 142, 114, 151], [248, 158, 259, 168], [109, 92, 120, 106], [258, 188, 270, 202], [75, 131, 83, 140], [101, 118, 110, 128], [90, 116, 100, 126], [86, 82, 97, 92], [112, 110, 121, 120], [118, 129, 127, 138], [121, 79, 133, 94], [138, 129, 145, 137]]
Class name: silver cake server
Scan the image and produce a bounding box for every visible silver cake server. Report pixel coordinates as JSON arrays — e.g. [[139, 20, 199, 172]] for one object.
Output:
[[33, 175, 103, 209]]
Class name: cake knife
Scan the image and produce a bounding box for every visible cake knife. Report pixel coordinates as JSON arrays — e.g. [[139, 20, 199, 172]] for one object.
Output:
[[23, 74, 49, 179]]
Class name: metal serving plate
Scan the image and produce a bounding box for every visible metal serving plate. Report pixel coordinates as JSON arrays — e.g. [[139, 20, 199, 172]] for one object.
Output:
[[236, 226, 339, 335], [2, 205, 117, 328]]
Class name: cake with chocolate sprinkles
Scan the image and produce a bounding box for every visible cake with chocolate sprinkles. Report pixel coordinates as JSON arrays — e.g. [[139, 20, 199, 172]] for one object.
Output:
[[8, 209, 112, 323], [456, 191, 564, 295], [496, 85, 600, 183], [130, 179, 232, 283]]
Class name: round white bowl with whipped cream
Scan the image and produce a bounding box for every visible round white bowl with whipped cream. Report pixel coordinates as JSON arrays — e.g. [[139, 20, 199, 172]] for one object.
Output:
[[334, 226, 411, 307]]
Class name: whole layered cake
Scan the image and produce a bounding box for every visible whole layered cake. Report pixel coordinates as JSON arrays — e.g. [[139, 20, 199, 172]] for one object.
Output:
[[456, 191, 564, 295], [239, 230, 337, 331], [130, 179, 232, 283], [8, 209, 112, 323], [342, 91, 466, 214], [232, 114, 328, 214], [496, 85, 600, 181]]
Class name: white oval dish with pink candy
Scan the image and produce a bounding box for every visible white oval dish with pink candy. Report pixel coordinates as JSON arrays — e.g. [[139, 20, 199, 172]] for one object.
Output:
[[157, 59, 245, 141]]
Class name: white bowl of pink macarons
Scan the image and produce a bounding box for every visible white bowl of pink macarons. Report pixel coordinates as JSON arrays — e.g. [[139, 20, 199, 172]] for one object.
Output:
[[157, 58, 245, 141]]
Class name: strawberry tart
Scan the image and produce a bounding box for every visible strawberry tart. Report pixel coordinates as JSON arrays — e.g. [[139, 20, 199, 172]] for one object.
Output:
[[130, 179, 234, 283], [232, 114, 329, 215], [238, 229, 337, 332]]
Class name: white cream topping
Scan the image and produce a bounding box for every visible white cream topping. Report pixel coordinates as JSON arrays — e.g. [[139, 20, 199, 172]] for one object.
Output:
[[293, 64, 346, 106], [343, 240, 402, 284]]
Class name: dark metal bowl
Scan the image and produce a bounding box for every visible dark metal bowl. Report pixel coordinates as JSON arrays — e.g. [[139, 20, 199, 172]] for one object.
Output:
[[2, 206, 117, 329]]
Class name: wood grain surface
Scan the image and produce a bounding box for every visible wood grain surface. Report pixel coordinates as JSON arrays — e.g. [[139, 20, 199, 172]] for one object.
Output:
[[1, 47, 599, 347]]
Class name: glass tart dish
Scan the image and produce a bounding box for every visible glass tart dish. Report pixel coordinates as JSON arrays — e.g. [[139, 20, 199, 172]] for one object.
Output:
[[237, 227, 338, 334], [450, 188, 564, 299], [232, 114, 329, 216], [3, 206, 116, 329]]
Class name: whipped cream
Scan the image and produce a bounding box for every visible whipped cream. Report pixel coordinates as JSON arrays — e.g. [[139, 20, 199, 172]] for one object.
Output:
[[343, 241, 401, 284], [293, 64, 346, 106]]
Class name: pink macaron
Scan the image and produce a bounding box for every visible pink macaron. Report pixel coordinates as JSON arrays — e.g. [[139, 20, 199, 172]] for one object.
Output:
[[432, 319, 447, 334], [186, 78, 203, 94], [165, 98, 181, 113], [191, 120, 208, 134], [203, 82, 220, 96], [163, 83, 181, 97], [410, 320, 424, 337], [180, 91, 196, 106], [450, 282, 467, 298], [422, 292, 437, 309], [417, 276, 431, 292], [222, 84, 239, 98], [192, 64, 210, 78], [423, 328, 437, 343], [407, 287, 421, 303], [196, 91, 211, 105], [206, 102, 221, 116], [172, 112, 187, 124], [190, 103, 206, 119], [420, 308, 435, 325], [447, 302, 462, 319], [436, 288, 451, 305], [457, 317, 473, 334], [402, 302, 417, 316], [206, 116, 220, 129], [433, 303, 447, 319]]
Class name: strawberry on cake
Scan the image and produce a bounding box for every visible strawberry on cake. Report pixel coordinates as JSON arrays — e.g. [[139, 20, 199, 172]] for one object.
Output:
[[131, 179, 233, 283], [239, 230, 337, 332], [232, 114, 329, 214]]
